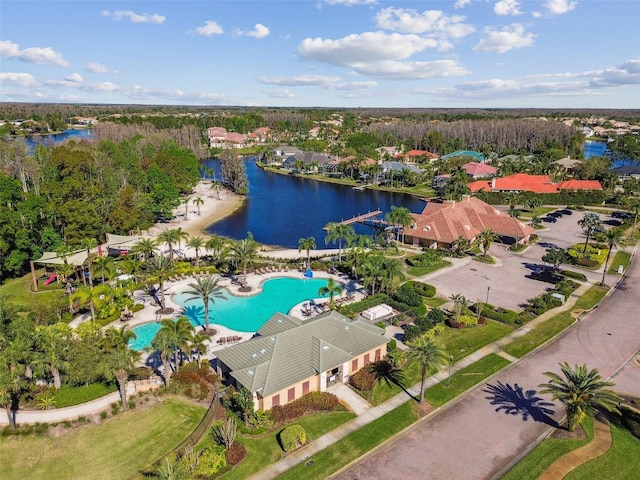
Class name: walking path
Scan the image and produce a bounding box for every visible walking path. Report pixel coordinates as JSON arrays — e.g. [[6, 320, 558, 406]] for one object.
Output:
[[537, 414, 612, 480]]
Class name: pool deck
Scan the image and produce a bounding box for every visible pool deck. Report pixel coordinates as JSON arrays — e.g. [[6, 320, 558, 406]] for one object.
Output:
[[103, 268, 365, 360]]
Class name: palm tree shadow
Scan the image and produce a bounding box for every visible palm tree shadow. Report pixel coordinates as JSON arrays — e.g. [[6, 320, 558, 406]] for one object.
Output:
[[482, 381, 560, 427], [182, 305, 204, 327], [369, 360, 417, 401]]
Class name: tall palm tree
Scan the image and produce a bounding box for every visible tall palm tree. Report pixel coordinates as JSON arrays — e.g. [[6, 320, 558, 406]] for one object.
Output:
[[362, 252, 385, 296], [81, 237, 98, 288], [153, 317, 193, 376], [538, 362, 621, 431], [324, 222, 354, 263], [181, 198, 190, 220], [34, 324, 71, 390], [158, 229, 187, 261], [205, 235, 227, 266], [108, 346, 140, 411], [183, 276, 226, 332], [599, 228, 624, 286], [102, 325, 137, 352], [578, 212, 602, 254], [406, 337, 448, 405], [229, 233, 260, 287], [192, 196, 204, 216], [386, 206, 413, 244], [318, 278, 343, 308], [380, 257, 404, 294], [186, 236, 206, 268], [479, 228, 496, 258], [347, 234, 373, 278], [69, 285, 98, 321], [189, 333, 209, 362], [298, 236, 316, 269], [92, 255, 115, 283], [132, 238, 158, 261], [144, 255, 173, 309]]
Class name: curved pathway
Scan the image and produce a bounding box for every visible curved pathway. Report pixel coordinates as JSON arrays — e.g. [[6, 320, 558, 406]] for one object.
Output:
[[336, 247, 640, 480], [537, 415, 612, 480]]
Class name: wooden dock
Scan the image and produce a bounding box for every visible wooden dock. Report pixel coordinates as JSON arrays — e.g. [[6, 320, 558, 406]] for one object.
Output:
[[324, 210, 383, 230]]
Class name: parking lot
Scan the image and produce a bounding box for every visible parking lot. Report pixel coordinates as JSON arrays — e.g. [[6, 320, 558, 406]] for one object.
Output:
[[425, 208, 617, 311]]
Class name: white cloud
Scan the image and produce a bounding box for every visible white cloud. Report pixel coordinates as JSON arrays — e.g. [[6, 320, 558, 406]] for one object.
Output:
[[264, 89, 295, 98], [375, 7, 475, 39], [298, 32, 442, 66], [240, 23, 271, 39], [352, 59, 469, 80], [494, 0, 522, 16], [0, 72, 38, 88], [454, 0, 472, 9], [589, 59, 640, 87], [196, 20, 224, 36], [543, 0, 577, 15], [334, 81, 378, 90], [86, 62, 116, 74], [0, 40, 69, 67], [101, 10, 165, 24], [258, 75, 343, 87], [474, 24, 535, 53], [320, 0, 377, 6], [65, 73, 83, 83]]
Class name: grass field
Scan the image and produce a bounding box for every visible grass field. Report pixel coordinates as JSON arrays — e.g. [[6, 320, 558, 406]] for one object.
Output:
[[275, 401, 418, 480], [607, 251, 632, 274], [0, 398, 205, 480], [406, 259, 451, 277], [0, 271, 64, 308], [218, 411, 355, 480]]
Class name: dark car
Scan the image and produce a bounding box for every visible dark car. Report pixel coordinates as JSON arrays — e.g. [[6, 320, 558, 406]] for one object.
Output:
[[542, 216, 558, 223], [549, 211, 563, 218], [560, 209, 573, 215], [612, 211, 632, 219]]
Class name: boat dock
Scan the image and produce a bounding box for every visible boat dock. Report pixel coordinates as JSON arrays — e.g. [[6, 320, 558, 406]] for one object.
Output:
[[324, 210, 383, 230]]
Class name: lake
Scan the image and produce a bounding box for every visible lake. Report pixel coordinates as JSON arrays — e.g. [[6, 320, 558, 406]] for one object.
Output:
[[25, 129, 93, 150], [202, 158, 426, 249], [584, 139, 637, 167]]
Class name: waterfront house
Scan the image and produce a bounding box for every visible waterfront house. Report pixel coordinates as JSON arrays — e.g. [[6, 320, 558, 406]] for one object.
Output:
[[215, 310, 388, 410], [467, 173, 602, 193]]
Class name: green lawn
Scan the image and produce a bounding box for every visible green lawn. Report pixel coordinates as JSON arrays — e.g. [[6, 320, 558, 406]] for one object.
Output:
[[439, 320, 512, 362], [503, 285, 607, 358], [0, 271, 64, 308], [424, 297, 448, 309], [275, 401, 418, 480], [501, 416, 595, 480], [423, 354, 511, 407], [0, 398, 205, 480], [607, 251, 632, 274], [518, 206, 557, 219], [565, 418, 640, 480], [219, 411, 355, 480], [406, 259, 451, 277], [52, 383, 117, 408]]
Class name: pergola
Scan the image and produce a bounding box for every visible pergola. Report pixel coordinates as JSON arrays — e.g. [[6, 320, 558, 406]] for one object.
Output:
[[31, 249, 90, 292]]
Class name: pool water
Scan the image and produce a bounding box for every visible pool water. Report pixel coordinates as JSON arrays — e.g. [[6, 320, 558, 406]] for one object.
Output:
[[129, 277, 332, 351]]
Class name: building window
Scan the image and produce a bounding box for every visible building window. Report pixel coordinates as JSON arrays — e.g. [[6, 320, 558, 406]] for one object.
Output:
[[375, 349, 381, 361], [288, 387, 295, 402], [272, 394, 280, 407], [364, 353, 370, 365], [351, 359, 358, 372], [302, 381, 309, 395]]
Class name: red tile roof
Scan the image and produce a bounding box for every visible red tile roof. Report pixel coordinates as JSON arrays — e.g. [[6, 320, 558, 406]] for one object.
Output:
[[463, 162, 497, 177], [397, 149, 439, 160], [467, 173, 603, 193], [407, 196, 535, 244], [467, 180, 491, 192], [556, 179, 603, 191]]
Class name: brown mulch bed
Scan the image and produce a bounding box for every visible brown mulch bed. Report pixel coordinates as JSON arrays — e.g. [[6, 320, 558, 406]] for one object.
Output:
[[550, 424, 587, 440], [417, 401, 436, 418]]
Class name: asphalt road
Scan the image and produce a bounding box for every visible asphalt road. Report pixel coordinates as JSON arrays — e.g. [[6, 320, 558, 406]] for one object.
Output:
[[337, 248, 640, 480]]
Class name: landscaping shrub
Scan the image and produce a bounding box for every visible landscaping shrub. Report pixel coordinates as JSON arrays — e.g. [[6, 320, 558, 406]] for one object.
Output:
[[393, 283, 422, 307], [575, 257, 600, 268], [560, 269, 587, 281], [387, 338, 397, 351], [193, 446, 226, 478], [278, 424, 307, 452], [386, 298, 427, 316], [269, 392, 340, 424], [403, 324, 422, 343], [427, 308, 446, 324], [171, 361, 219, 400], [405, 280, 436, 297], [225, 440, 247, 466], [414, 315, 433, 332], [554, 279, 579, 298], [211, 417, 237, 449], [458, 314, 478, 327], [405, 249, 446, 267], [339, 293, 389, 317], [350, 367, 376, 392], [621, 408, 640, 440], [473, 304, 518, 324]]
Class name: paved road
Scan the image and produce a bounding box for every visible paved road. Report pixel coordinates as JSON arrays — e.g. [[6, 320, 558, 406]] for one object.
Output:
[[337, 249, 640, 480]]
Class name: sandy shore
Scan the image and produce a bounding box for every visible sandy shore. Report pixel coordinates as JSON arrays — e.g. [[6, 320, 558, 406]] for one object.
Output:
[[147, 180, 244, 239]]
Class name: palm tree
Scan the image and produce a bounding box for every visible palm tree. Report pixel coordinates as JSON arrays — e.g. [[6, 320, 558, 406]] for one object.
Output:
[[347, 234, 373, 278], [235, 387, 254, 426], [228, 233, 260, 287], [538, 362, 621, 431], [192, 196, 204, 216], [69, 285, 98, 321], [34, 324, 71, 390], [158, 229, 187, 261], [318, 278, 343, 308], [154, 317, 193, 374], [298, 236, 316, 269], [406, 337, 448, 404], [92, 255, 115, 283], [205, 235, 227, 265], [189, 333, 208, 362], [81, 237, 98, 288], [132, 238, 158, 261], [362, 252, 385, 296], [144, 255, 173, 309], [479, 228, 496, 258], [386, 206, 413, 244], [452, 235, 471, 256], [108, 346, 140, 411], [183, 276, 226, 333], [625, 197, 640, 239], [102, 325, 137, 352], [186, 236, 206, 268], [324, 223, 354, 263], [181, 197, 190, 220], [450, 293, 468, 322], [380, 257, 404, 294], [578, 212, 602, 254], [599, 228, 624, 286]]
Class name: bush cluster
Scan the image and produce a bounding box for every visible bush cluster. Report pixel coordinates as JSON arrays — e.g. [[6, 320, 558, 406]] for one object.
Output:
[[269, 392, 340, 424], [405, 249, 446, 267], [339, 293, 389, 318], [171, 361, 220, 400], [560, 269, 588, 281], [393, 283, 423, 307], [225, 441, 247, 466], [473, 303, 519, 324], [404, 308, 447, 342], [402, 280, 437, 297], [192, 446, 227, 478], [349, 367, 376, 392], [278, 424, 307, 452]]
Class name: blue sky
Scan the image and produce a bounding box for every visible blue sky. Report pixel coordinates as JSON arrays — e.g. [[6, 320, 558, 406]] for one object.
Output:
[[1, 0, 639, 108]]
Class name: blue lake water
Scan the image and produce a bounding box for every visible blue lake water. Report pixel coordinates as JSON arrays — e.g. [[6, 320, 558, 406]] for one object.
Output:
[[128, 276, 334, 350], [25, 129, 93, 151], [584, 139, 636, 168], [202, 159, 426, 248]]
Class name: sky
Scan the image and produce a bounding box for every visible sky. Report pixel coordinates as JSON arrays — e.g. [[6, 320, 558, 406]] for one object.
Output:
[[1, 0, 639, 109]]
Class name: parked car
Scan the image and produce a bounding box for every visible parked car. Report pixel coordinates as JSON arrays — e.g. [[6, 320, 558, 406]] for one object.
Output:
[[542, 216, 558, 223], [560, 209, 573, 215], [549, 211, 563, 218], [612, 211, 632, 219]]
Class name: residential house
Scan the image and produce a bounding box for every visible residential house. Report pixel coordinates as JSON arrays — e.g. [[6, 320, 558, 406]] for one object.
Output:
[[403, 195, 535, 249], [207, 127, 247, 148], [395, 149, 439, 164], [215, 310, 388, 410], [282, 151, 334, 173], [610, 165, 640, 180], [462, 162, 497, 179], [440, 150, 485, 162], [467, 173, 602, 193], [432, 174, 452, 189]]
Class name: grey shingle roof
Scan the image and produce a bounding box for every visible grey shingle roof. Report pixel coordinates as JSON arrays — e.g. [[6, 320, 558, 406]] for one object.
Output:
[[215, 310, 387, 397]]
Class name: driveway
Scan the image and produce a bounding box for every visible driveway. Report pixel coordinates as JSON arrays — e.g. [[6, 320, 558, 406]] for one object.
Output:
[[337, 247, 640, 480], [422, 209, 614, 311]]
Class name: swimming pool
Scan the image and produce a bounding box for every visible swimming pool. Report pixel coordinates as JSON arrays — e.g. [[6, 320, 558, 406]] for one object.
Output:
[[129, 277, 331, 351]]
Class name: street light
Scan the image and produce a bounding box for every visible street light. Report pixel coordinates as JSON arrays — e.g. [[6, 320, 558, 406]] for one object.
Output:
[[486, 286, 491, 306], [448, 354, 454, 385]]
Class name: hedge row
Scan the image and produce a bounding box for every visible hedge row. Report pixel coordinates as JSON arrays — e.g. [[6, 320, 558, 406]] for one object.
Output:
[[473, 303, 519, 324], [478, 190, 608, 206], [269, 392, 340, 424]]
